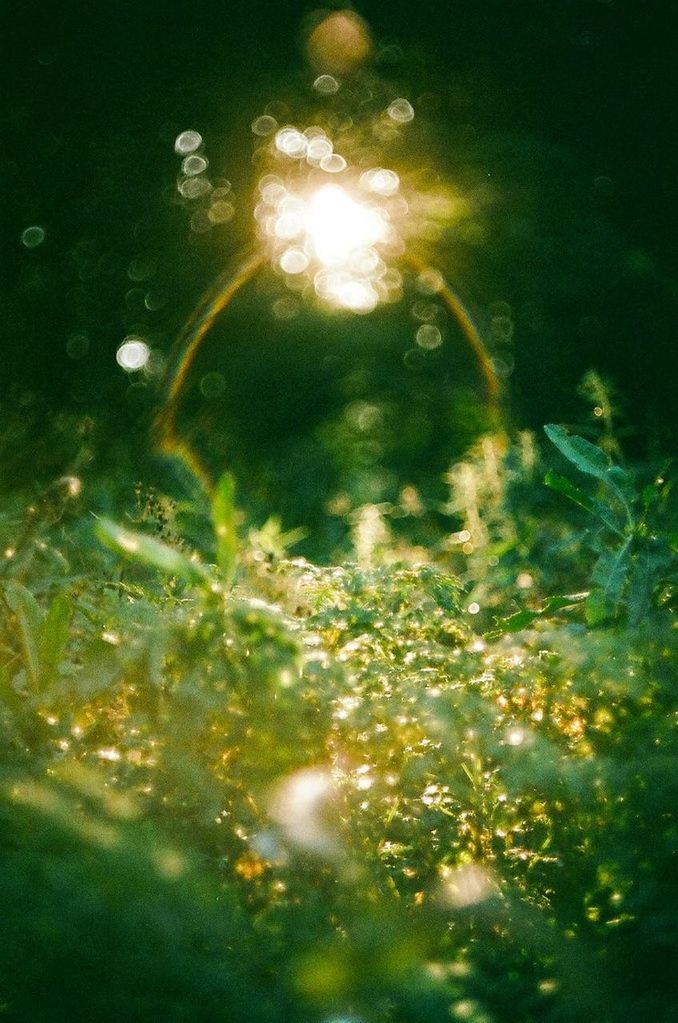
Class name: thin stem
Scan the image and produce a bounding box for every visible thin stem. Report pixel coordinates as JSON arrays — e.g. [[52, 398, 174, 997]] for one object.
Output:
[[154, 251, 266, 495], [404, 253, 502, 422], [157, 249, 504, 494]]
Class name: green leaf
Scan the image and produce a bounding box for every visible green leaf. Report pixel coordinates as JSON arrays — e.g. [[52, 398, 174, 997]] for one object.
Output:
[[545, 425, 635, 526], [592, 537, 633, 610], [460, 762, 478, 789], [39, 591, 73, 680], [544, 470, 624, 535], [95, 519, 209, 583], [585, 589, 610, 626], [545, 469, 598, 515], [497, 609, 540, 634], [544, 424, 611, 481], [0, 663, 22, 711], [492, 593, 586, 635], [541, 593, 588, 614], [627, 541, 675, 625], [3, 582, 42, 688], [211, 473, 238, 585], [607, 465, 635, 504]]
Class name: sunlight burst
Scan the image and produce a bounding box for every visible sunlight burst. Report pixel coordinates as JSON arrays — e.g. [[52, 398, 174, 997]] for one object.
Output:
[[257, 150, 405, 314]]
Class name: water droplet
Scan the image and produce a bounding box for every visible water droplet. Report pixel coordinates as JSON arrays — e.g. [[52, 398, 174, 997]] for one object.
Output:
[[127, 257, 157, 282], [403, 348, 425, 371], [190, 209, 212, 233], [145, 349, 166, 378], [306, 136, 333, 163], [361, 168, 399, 195], [490, 315, 514, 343], [97, 747, 121, 761], [125, 287, 146, 313], [411, 300, 439, 322], [506, 727, 526, 746], [416, 268, 444, 294], [144, 290, 167, 312], [492, 354, 514, 377]]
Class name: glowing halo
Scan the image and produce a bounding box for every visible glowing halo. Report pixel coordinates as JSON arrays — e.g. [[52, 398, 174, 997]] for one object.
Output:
[[156, 116, 503, 493]]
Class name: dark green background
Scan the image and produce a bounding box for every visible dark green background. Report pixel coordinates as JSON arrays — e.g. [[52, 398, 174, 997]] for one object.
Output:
[[3, 1, 677, 537]]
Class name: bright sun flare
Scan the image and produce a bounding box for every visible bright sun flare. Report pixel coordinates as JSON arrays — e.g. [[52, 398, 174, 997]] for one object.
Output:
[[258, 162, 404, 314], [305, 184, 387, 268]]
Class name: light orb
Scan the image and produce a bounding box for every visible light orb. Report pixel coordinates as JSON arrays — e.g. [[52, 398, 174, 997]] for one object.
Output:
[[259, 168, 403, 314]]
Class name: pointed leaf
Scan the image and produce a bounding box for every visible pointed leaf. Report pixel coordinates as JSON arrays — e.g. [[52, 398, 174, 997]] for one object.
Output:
[[39, 591, 73, 679], [606, 465, 635, 503], [585, 589, 610, 626], [541, 592, 588, 614], [3, 582, 42, 688], [592, 537, 632, 609], [496, 609, 540, 634], [95, 518, 209, 583], [544, 469, 598, 515], [544, 424, 611, 481], [544, 470, 624, 534], [627, 541, 675, 625], [493, 592, 586, 635]]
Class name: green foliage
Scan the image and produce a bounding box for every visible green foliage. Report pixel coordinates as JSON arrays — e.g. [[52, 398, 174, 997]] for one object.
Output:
[[95, 516, 211, 583], [0, 421, 676, 1023], [544, 423, 676, 625]]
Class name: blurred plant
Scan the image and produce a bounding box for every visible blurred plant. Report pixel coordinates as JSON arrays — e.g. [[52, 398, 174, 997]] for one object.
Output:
[[441, 430, 585, 629], [544, 423, 676, 625], [576, 369, 625, 458], [0, 414, 676, 1023]]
